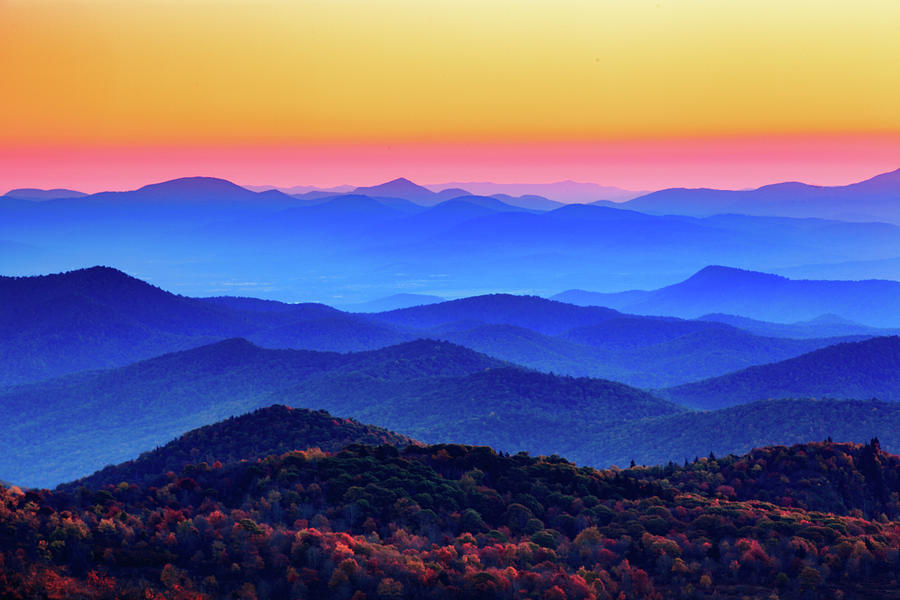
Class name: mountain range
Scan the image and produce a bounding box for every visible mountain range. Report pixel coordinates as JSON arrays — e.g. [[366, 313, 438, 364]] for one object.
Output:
[[555, 265, 900, 327], [618, 167, 900, 223], [4, 171, 900, 301], [426, 179, 644, 203], [0, 266, 879, 389], [660, 336, 900, 409], [248, 177, 643, 207], [7, 166, 900, 599], [65, 404, 419, 490], [6, 328, 900, 488], [337, 293, 446, 312], [0, 337, 505, 487], [8, 432, 900, 599], [0, 265, 399, 385], [2, 188, 88, 200]]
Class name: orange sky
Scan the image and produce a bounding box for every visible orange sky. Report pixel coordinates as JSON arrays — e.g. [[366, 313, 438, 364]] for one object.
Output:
[[1, 0, 899, 191]]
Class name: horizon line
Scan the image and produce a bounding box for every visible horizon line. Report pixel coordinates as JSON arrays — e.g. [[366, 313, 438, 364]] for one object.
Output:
[[5, 164, 899, 198]]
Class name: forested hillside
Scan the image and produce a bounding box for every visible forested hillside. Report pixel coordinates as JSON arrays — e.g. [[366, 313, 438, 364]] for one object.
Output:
[[662, 336, 900, 408], [269, 367, 684, 462], [64, 405, 420, 490], [0, 339, 504, 487], [1, 266, 879, 390], [3, 440, 900, 599]]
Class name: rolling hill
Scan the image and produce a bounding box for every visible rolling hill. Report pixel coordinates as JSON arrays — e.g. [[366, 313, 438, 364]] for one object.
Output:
[[0, 266, 256, 385], [429, 318, 862, 388], [267, 366, 683, 462], [0, 266, 420, 385], [661, 336, 900, 409], [0, 266, 877, 389], [65, 404, 419, 490], [594, 398, 900, 468], [6, 436, 900, 599], [10, 327, 899, 490], [699, 312, 900, 339], [555, 265, 900, 327], [369, 293, 622, 335], [0, 338, 504, 487], [2, 188, 87, 200], [620, 167, 900, 222], [339, 292, 446, 312]]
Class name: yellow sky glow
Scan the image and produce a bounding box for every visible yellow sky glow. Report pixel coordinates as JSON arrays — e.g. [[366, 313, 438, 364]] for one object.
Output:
[[1, 0, 898, 147]]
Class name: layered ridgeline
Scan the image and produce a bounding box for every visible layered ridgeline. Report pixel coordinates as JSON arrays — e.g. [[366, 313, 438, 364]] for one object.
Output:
[[65, 405, 420, 490], [0, 266, 873, 388], [0, 338, 684, 488], [598, 398, 900, 467], [618, 167, 900, 223], [0, 266, 410, 386], [226, 291, 861, 387], [0, 338, 504, 487], [661, 336, 900, 409], [4, 436, 900, 599], [7, 334, 900, 488], [555, 265, 900, 327], [6, 173, 900, 301]]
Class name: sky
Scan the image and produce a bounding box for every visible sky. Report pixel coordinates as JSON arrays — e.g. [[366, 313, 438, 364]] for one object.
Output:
[[1, 0, 899, 192]]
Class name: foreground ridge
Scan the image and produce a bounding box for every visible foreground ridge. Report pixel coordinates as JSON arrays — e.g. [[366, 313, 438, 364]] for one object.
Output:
[[2, 439, 900, 599]]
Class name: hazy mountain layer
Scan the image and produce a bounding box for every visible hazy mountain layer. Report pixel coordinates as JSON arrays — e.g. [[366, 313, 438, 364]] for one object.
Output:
[[0, 266, 880, 389], [0, 338, 504, 487], [621, 167, 900, 223], [5, 173, 900, 302], [555, 265, 900, 327], [661, 336, 900, 409]]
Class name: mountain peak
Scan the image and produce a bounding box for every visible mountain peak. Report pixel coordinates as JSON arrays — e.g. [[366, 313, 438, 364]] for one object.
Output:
[[805, 313, 859, 325], [149, 338, 267, 368], [70, 265, 139, 282], [3, 188, 87, 200], [688, 265, 787, 283], [18, 265, 144, 288], [135, 176, 254, 199], [352, 178, 437, 202], [204, 336, 260, 351]]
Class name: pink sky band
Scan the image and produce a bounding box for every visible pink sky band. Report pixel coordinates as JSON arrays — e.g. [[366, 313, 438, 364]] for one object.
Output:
[[3, 134, 899, 193]]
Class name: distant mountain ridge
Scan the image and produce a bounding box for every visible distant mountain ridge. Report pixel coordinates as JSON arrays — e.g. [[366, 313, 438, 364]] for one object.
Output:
[[6, 315, 900, 493], [555, 265, 900, 327], [3, 188, 87, 200], [661, 335, 900, 409], [0, 337, 506, 487], [0, 266, 883, 389], [0, 265, 408, 385], [84, 176, 301, 207], [244, 176, 568, 211], [7, 172, 900, 301], [348, 177, 565, 211], [699, 312, 899, 339], [428, 180, 645, 203], [353, 177, 440, 204], [369, 293, 622, 335], [621, 167, 900, 222], [339, 293, 446, 312], [9, 326, 900, 489]]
